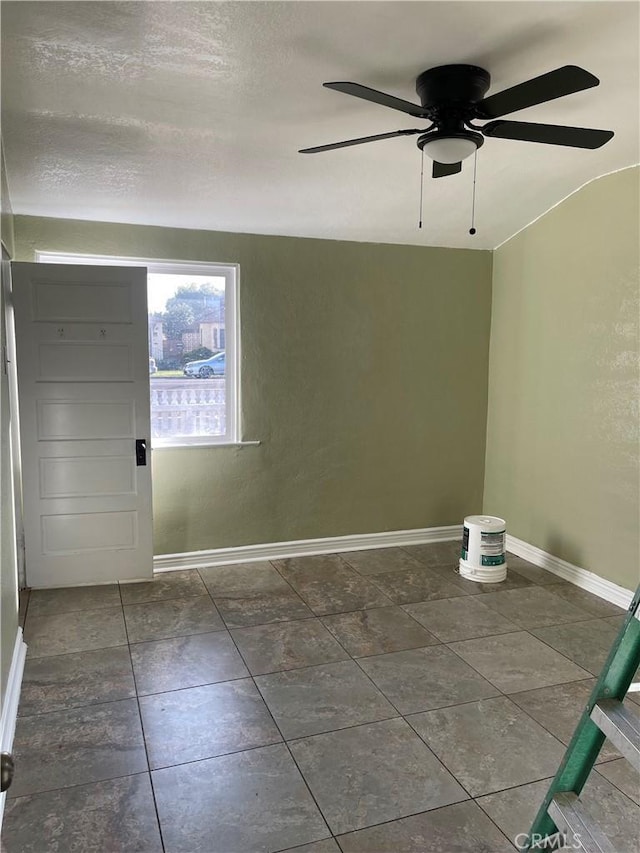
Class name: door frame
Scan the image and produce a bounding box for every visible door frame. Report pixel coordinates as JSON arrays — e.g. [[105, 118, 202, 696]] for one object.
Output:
[[1, 245, 25, 590]]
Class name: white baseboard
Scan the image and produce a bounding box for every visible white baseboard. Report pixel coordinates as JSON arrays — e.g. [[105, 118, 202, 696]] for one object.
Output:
[[1, 628, 26, 751], [0, 627, 27, 830], [506, 534, 635, 610], [154, 524, 463, 572]]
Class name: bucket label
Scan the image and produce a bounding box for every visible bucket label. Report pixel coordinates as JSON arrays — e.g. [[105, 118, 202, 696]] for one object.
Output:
[[480, 530, 505, 555], [461, 526, 469, 560], [480, 530, 505, 566]]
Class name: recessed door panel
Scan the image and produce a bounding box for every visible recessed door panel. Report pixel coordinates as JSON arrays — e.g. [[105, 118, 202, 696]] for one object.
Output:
[[42, 511, 137, 555], [40, 456, 136, 499], [32, 281, 133, 323], [37, 400, 135, 441], [37, 342, 133, 382]]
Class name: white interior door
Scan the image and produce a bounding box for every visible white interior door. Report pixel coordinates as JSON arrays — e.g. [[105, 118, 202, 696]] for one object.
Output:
[[11, 262, 153, 588]]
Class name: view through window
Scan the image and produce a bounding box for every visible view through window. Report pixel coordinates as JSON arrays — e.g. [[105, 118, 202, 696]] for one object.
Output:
[[149, 272, 229, 443]]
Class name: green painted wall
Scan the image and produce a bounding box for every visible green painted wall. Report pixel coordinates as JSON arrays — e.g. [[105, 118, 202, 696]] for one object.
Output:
[[484, 167, 640, 590], [14, 216, 493, 555]]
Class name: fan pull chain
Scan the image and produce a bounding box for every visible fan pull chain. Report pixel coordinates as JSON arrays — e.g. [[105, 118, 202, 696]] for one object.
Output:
[[469, 149, 478, 235], [418, 148, 425, 229]]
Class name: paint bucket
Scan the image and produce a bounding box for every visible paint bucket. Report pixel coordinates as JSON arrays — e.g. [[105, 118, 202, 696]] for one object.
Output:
[[459, 515, 507, 582]]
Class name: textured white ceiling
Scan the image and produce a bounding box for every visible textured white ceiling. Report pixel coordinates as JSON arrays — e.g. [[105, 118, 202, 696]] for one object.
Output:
[[1, 1, 639, 249]]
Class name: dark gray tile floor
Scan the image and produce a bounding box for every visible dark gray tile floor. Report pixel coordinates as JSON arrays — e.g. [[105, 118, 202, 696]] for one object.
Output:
[[4, 546, 638, 852]]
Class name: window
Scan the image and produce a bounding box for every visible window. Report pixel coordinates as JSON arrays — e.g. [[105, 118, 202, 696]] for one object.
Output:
[[145, 264, 239, 446], [36, 254, 241, 447]]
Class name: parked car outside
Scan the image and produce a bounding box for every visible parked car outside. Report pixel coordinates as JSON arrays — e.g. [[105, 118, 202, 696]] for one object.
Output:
[[183, 351, 225, 378], [149, 357, 157, 374]]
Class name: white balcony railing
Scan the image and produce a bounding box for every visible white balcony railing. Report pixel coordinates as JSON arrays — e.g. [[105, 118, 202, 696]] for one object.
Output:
[[150, 379, 226, 437]]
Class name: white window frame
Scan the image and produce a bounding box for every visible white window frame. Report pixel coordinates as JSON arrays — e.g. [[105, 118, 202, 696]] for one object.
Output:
[[36, 252, 245, 448]]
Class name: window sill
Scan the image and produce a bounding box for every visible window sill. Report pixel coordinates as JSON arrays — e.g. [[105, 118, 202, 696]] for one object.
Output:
[[152, 440, 261, 450]]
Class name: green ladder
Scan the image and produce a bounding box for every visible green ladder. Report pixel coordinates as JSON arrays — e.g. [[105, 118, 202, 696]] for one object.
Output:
[[523, 584, 640, 852]]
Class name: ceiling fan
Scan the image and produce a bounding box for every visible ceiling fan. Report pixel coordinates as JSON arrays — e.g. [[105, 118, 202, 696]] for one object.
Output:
[[299, 64, 614, 177]]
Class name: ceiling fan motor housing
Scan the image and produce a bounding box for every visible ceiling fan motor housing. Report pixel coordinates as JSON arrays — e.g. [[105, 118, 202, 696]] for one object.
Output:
[[416, 64, 491, 112]]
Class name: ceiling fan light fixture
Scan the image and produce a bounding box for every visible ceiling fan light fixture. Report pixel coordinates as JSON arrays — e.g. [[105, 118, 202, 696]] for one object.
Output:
[[420, 135, 479, 163]]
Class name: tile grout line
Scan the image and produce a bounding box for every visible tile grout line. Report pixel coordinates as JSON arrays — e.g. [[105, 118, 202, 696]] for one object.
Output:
[[4, 770, 157, 805], [434, 625, 635, 794], [118, 672, 252, 700], [7, 588, 153, 813], [220, 616, 336, 846], [344, 572, 622, 815], [197, 561, 313, 618], [25, 640, 128, 661], [122, 590, 211, 609], [25, 602, 121, 618], [521, 618, 619, 677], [332, 800, 514, 851], [489, 623, 637, 777], [277, 613, 483, 825], [203, 586, 315, 633], [442, 631, 589, 698], [270, 553, 396, 611], [126, 736, 309, 774], [588, 765, 640, 808], [118, 580, 167, 853], [128, 626, 231, 650], [472, 769, 639, 844]]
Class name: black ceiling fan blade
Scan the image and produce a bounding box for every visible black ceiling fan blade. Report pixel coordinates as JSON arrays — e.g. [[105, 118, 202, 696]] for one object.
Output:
[[477, 66, 600, 119], [482, 120, 614, 149], [432, 160, 462, 178], [299, 128, 423, 154], [324, 82, 429, 118]]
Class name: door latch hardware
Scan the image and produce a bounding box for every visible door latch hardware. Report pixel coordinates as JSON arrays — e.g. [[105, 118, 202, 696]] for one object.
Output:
[[136, 439, 147, 466]]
